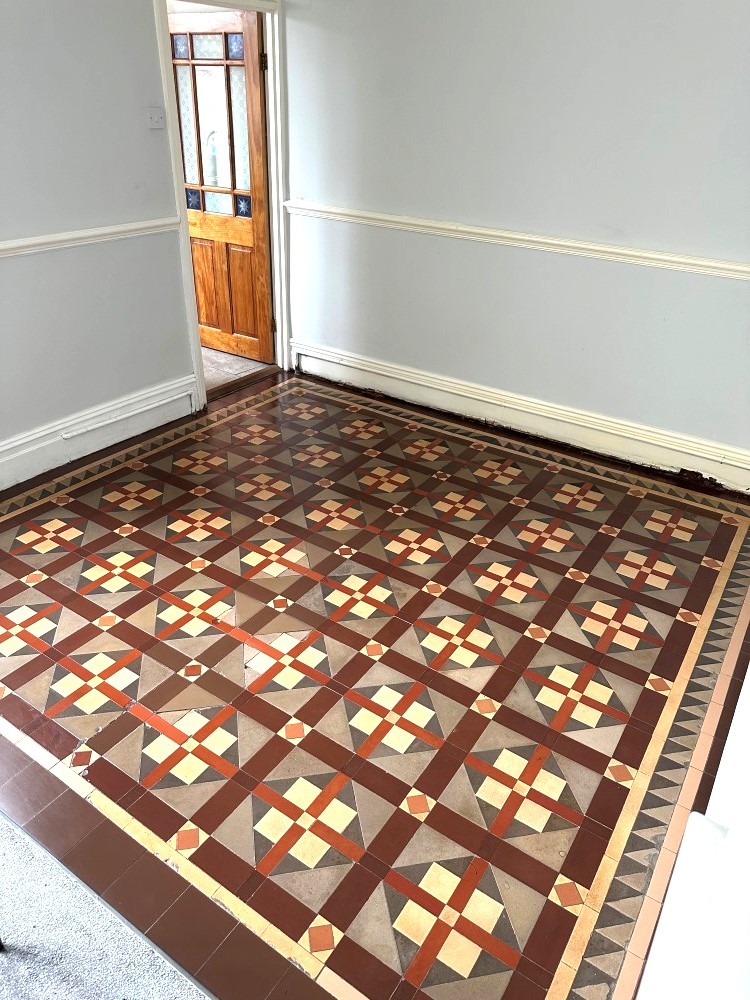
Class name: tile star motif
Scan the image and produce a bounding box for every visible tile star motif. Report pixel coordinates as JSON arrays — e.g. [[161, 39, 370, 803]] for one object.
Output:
[[323, 575, 396, 619], [549, 875, 588, 915], [47, 651, 140, 716], [390, 862, 508, 982], [79, 552, 154, 593], [166, 509, 230, 541], [534, 665, 616, 728], [614, 551, 678, 590], [173, 450, 226, 475], [472, 458, 525, 485], [575, 601, 653, 650], [140, 710, 238, 786], [0, 605, 59, 657], [358, 466, 411, 493], [402, 438, 449, 461], [474, 749, 568, 833], [241, 539, 307, 577], [385, 528, 445, 564], [643, 509, 698, 542], [156, 591, 232, 638], [348, 685, 437, 754], [306, 499, 364, 531], [292, 444, 341, 468], [235, 474, 291, 501], [552, 482, 605, 511], [100, 481, 162, 510], [516, 519, 575, 552], [471, 562, 542, 603], [246, 634, 328, 689], [419, 616, 498, 669], [299, 916, 343, 961], [340, 418, 385, 440], [431, 492, 486, 521], [14, 518, 83, 553]]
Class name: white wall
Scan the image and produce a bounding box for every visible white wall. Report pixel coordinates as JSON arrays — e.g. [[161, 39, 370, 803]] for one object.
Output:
[[0, 0, 195, 488], [284, 0, 750, 478]]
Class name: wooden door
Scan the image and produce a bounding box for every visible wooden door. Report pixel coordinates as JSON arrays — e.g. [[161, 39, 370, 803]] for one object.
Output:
[[169, 12, 274, 362]]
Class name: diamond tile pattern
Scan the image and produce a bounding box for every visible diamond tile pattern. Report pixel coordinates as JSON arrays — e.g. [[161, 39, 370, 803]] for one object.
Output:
[[1, 377, 748, 1000]]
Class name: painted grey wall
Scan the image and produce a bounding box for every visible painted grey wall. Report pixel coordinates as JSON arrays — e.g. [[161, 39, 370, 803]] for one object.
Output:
[[291, 216, 750, 449], [0, 234, 193, 440], [0, 0, 193, 453], [1, 1, 177, 239], [284, 0, 750, 447]]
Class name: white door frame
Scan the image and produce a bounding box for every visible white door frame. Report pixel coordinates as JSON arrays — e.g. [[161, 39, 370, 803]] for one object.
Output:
[[151, 0, 291, 412]]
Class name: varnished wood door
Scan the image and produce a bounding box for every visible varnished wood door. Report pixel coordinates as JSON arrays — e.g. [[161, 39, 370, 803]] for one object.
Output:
[[169, 12, 274, 362]]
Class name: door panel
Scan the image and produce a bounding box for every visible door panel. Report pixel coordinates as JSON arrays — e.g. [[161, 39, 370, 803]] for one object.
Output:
[[190, 238, 221, 330], [169, 11, 274, 363], [228, 245, 257, 340]]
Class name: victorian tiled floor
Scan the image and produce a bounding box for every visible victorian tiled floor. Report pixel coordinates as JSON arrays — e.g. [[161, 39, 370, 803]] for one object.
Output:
[[1, 376, 749, 1000]]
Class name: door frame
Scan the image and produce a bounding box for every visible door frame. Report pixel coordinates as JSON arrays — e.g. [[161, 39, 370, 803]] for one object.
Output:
[[152, 0, 291, 410]]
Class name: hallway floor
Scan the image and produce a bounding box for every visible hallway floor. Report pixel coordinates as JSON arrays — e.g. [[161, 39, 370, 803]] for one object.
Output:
[[202, 347, 278, 402], [0, 377, 748, 1000]]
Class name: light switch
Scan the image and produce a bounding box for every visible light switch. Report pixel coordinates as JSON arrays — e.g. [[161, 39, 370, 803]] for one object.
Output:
[[146, 107, 166, 130]]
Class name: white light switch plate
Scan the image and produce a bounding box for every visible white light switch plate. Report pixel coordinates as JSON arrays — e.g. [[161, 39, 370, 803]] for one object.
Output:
[[146, 107, 166, 130]]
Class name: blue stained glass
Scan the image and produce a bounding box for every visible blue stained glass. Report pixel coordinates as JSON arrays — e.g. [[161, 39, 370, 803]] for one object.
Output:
[[228, 33, 244, 60], [235, 195, 252, 218], [186, 188, 201, 211], [172, 34, 189, 59]]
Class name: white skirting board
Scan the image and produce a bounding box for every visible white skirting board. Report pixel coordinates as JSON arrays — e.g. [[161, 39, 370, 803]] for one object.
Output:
[[292, 341, 750, 493], [0, 375, 199, 492]]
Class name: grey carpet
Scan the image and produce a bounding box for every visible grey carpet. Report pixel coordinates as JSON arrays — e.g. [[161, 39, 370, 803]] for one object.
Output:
[[0, 815, 209, 1000]]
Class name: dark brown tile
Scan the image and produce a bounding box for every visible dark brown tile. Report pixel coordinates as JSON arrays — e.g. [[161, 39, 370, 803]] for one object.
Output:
[[0, 737, 31, 787], [190, 836, 254, 892], [24, 788, 103, 857], [147, 884, 236, 974], [103, 851, 187, 931], [62, 819, 145, 894], [197, 923, 290, 1000], [0, 759, 64, 825], [266, 967, 333, 1000], [326, 936, 401, 1000]]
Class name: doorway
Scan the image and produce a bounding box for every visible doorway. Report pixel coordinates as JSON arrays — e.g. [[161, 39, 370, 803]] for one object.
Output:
[[167, 5, 280, 400]]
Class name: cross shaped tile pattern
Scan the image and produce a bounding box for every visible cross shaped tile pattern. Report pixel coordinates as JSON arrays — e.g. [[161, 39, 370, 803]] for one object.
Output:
[[0, 376, 747, 1000]]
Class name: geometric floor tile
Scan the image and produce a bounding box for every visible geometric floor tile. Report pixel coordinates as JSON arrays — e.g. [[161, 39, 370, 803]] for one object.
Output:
[[1, 376, 748, 1000]]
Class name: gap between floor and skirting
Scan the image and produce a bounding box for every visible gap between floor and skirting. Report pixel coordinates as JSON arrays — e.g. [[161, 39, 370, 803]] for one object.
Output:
[[284, 201, 750, 281], [291, 340, 750, 493], [0, 375, 199, 492]]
